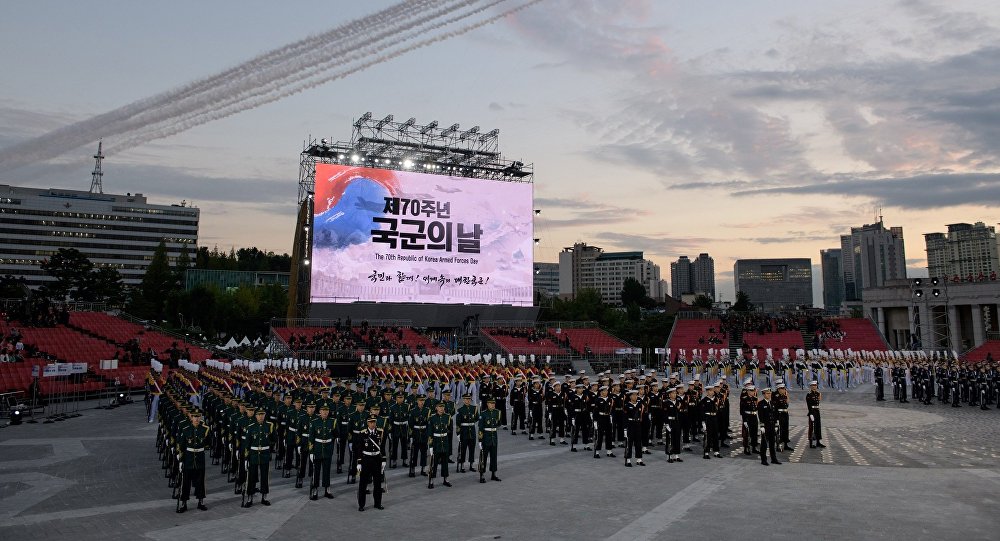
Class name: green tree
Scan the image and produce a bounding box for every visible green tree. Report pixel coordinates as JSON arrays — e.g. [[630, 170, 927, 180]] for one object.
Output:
[[132, 240, 174, 319], [79, 267, 125, 304], [733, 290, 753, 312], [693, 294, 714, 310], [0, 275, 29, 298], [620, 278, 647, 308], [39, 248, 94, 300]]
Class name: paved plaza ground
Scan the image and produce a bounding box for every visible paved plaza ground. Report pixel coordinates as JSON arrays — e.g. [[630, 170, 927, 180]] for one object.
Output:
[[1, 386, 999, 540]]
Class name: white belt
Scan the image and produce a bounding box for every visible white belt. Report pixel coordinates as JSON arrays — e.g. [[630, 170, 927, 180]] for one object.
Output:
[[280, 422, 287, 425], [460, 422, 476, 426], [484, 428, 497, 432], [185, 447, 204, 452], [315, 438, 332, 443], [250, 446, 269, 451], [667, 417, 676, 420], [413, 425, 426, 429], [301, 433, 311, 437], [393, 421, 408, 425], [363, 451, 381, 456], [777, 409, 788, 412], [288, 427, 298, 432], [433, 433, 448, 437]]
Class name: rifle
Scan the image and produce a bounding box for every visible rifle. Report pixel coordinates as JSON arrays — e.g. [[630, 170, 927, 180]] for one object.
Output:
[[240, 460, 249, 507], [478, 441, 486, 477], [175, 457, 184, 511], [427, 451, 437, 486]]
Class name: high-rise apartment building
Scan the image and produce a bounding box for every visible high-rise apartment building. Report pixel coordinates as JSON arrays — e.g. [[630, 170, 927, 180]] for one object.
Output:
[[559, 243, 661, 305], [841, 220, 906, 301], [924, 222, 999, 280], [670, 253, 715, 299], [820, 248, 844, 312]]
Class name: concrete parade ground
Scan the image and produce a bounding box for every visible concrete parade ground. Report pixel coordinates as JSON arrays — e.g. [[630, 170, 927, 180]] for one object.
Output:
[[1, 386, 999, 541]]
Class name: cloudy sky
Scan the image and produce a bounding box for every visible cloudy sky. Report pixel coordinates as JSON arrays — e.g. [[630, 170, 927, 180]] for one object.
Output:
[[2, 0, 1000, 305]]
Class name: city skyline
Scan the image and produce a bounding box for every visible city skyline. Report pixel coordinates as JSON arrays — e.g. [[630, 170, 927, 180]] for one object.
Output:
[[3, 1, 1000, 307]]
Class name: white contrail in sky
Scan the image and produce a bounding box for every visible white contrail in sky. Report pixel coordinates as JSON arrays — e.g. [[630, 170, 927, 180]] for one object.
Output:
[[0, 0, 542, 170]]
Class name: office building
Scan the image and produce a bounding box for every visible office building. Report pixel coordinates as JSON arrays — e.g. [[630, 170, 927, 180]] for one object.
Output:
[[820, 248, 844, 312], [734, 258, 813, 311]]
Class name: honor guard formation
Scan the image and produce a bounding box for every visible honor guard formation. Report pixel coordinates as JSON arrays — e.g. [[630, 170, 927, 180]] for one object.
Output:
[[150, 352, 886, 513]]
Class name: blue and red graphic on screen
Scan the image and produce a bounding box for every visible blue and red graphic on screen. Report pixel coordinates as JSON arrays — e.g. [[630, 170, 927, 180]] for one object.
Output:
[[310, 163, 533, 305]]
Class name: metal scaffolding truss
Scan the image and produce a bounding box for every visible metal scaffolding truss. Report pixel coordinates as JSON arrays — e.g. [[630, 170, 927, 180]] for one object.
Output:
[[297, 112, 532, 203]]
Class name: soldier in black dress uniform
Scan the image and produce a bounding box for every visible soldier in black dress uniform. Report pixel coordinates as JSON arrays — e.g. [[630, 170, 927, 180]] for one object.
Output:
[[807, 381, 826, 448], [357, 417, 385, 512], [757, 388, 781, 466]]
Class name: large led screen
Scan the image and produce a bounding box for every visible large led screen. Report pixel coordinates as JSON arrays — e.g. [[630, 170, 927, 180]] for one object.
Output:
[[310, 163, 533, 305]]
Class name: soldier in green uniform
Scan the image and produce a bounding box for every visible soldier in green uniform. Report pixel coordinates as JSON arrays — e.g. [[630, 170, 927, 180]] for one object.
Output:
[[234, 402, 254, 494], [309, 404, 337, 500], [176, 410, 211, 512], [336, 394, 353, 474], [243, 408, 274, 507], [347, 400, 367, 484], [427, 401, 453, 489], [456, 393, 478, 473], [440, 389, 457, 463], [388, 392, 410, 469], [408, 395, 431, 478], [295, 402, 316, 488], [279, 394, 296, 477], [478, 397, 502, 483]]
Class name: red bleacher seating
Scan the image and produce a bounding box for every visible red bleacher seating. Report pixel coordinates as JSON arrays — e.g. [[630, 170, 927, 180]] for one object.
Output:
[[961, 340, 1000, 363], [15, 326, 118, 363], [818, 318, 888, 351], [549, 328, 632, 355], [667, 319, 728, 357], [69, 312, 212, 362], [481, 328, 564, 356]]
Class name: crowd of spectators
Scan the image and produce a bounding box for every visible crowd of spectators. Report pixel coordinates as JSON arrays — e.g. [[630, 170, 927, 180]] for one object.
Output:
[[1, 325, 31, 362], [809, 318, 846, 349], [287, 329, 358, 353], [720, 313, 801, 336]]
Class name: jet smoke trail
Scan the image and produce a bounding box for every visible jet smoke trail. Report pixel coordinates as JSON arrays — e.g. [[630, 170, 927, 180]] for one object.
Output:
[[106, 0, 490, 153], [108, 0, 510, 152], [112, 0, 545, 153], [0, 0, 515, 170]]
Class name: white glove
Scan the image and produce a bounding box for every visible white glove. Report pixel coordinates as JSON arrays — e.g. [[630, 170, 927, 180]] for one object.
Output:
[[665, 424, 671, 433], [381, 462, 386, 473], [701, 422, 706, 432], [309, 454, 314, 461], [356, 463, 362, 475], [808, 414, 814, 422], [176, 453, 182, 461], [478, 442, 482, 450]]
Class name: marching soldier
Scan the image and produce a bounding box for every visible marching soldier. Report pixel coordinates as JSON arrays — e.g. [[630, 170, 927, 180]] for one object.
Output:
[[428, 402, 453, 488], [510, 375, 527, 435], [740, 384, 759, 455], [308, 404, 337, 500], [757, 388, 781, 466], [701, 384, 722, 459], [347, 400, 367, 484], [663, 386, 682, 463], [569, 383, 591, 452], [176, 410, 210, 513], [593, 385, 616, 458], [357, 416, 386, 512], [806, 381, 826, 448], [478, 397, 502, 483], [408, 394, 431, 478], [773, 382, 793, 451], [388, 392, 410, 469], [547, 381, 568, 445], [456, 393, 478, 472], [294, 402, 316, 488], [624, 390, 645, 467], [243, 408, 274, 507], [281, 397, 302, 478], [335, 394, 353, 473], [527, 378, 545, 440]]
